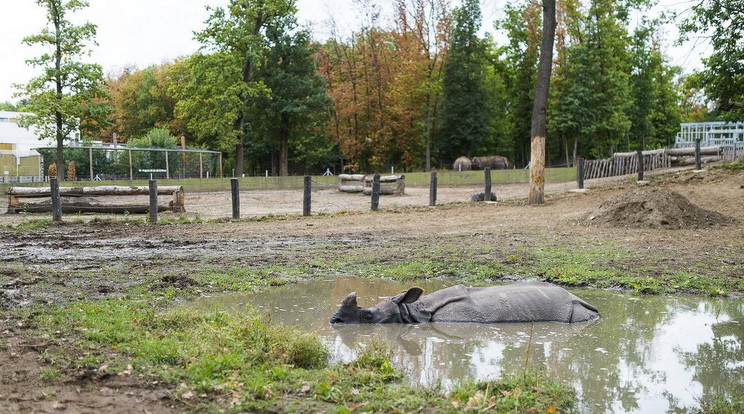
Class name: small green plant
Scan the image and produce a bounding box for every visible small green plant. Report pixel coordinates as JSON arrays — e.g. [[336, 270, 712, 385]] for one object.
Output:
[[39, 367, 61, 381]]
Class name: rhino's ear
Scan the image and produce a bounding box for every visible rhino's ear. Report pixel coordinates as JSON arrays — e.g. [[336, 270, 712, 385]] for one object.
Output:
[[341, 292, 358, 307], [392, 287, 423, 304]]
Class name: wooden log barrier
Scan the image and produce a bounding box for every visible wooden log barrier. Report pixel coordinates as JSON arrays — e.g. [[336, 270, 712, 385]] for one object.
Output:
[[338, 174, 365, 193], [362, 174, 405, 196], [6, 185, 185, 214]]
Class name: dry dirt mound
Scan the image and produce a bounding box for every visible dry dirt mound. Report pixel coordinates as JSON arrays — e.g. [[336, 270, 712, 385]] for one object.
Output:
[[587, 187, 733, 229]]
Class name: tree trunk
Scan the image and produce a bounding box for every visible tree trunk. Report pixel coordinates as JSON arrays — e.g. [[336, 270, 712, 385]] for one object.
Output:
[[234, 143, 244, 177], [279, 113, 290, 176], [528, 0, 556, 205]]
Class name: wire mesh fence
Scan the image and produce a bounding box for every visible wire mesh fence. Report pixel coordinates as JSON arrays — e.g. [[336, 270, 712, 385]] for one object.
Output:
[[0, 168, 579, 220]]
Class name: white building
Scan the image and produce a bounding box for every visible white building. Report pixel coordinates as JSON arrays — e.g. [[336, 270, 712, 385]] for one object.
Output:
[[0, 111, 54, 180]]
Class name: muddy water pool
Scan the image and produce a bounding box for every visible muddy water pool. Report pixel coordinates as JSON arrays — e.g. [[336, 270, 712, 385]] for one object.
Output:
[[189, 278, 743, 413]]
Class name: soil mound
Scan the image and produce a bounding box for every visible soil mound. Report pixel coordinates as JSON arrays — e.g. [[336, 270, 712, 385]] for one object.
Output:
[[587, 188, 732, 229]]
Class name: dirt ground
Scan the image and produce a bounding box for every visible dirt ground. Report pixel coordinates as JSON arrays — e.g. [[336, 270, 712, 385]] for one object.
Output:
[[1, 165, 743, 413]]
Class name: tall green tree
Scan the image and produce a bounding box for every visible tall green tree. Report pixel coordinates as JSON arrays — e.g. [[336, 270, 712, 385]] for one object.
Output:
[[681, 0, 744, 119], [106, 64, 182, 141], [627, 22, 682, 150], [245, 23, 332, 175], [498, 1, 542, 167], [437, 0, 491, 163], [178, 0, 296, 177], [15, 0, 111, 180]]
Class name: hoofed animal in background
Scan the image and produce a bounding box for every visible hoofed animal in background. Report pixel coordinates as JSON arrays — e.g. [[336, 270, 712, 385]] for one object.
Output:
[[453, 156, 472, 172], [472, 155, 510, 170], [330, 282, 599, 324]]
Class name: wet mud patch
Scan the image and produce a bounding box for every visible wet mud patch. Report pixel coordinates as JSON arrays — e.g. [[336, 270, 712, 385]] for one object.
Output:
[[586, 187, 734, 229]]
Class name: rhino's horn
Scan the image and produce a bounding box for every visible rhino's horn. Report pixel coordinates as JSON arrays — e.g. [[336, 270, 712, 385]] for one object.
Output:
[[341, 292, 358, 307]]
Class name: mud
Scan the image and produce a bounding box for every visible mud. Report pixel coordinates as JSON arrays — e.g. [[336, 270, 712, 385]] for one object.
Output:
[[587, 186, 734, 229]]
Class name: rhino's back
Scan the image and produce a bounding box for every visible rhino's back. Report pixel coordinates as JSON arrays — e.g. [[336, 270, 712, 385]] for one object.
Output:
[[426, 282, 598, 323]]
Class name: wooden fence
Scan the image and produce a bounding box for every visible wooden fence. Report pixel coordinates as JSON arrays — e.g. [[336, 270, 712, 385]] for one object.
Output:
[[582, 149, 670, 180]]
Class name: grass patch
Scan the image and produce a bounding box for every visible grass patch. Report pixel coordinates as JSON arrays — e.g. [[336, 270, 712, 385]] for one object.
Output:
[[192, 266, 295, 291], [13, 218, 55, 230]]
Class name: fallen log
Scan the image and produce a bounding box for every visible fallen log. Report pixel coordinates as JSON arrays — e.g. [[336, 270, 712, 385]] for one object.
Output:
[[665, 146, 721, 156], [11, 197, 174, 214], [339, 184, 364, 193], [362, 186, 399, 195], [6, 185, 184, 197], [670, 156, 721, 166]]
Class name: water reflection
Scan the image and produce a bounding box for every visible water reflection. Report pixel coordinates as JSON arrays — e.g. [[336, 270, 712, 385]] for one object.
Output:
[[189, 278, 743, 413]]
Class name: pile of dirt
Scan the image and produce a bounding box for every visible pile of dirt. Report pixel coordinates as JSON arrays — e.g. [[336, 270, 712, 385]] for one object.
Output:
[[587, 187, 733, 229]]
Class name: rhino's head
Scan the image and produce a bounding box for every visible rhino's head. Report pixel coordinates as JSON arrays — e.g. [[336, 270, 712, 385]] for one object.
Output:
[[329, 287, 424, 324]]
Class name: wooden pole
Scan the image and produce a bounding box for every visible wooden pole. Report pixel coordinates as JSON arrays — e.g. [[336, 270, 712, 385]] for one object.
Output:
[[695, 139, 702, 169], [484, 167, 492, 201], [577, 157, 585, 189], [149, 179, 158, 224], [199, 153, 203, 179], [88, 148, 93, 181], [181, 136, 186, 179], [50, 177, 61, 222], [231, 178, 240, 220], [219, 153, 223, 178], [371, 174, 381, 211], [128, 150, 133, 181], [429, 171, 437, 206], [165, 150, 170, 180], [303, 175, 311, 216], [636, 149, 644, 181]]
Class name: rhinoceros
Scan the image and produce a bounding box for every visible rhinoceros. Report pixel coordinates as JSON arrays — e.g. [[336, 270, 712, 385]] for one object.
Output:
[[453, 156, 472, 172], [472, 155, 510, 170], [329, 282, 599, 324]]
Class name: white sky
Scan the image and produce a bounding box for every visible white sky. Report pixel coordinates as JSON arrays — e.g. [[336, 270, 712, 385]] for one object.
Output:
[[0, 0, 708, 104]]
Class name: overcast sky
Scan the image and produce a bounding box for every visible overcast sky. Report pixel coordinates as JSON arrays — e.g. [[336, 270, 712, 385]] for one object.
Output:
[[0, 0, 706, 105]]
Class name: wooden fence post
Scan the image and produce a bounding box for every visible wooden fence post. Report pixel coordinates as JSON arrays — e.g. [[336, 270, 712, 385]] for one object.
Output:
[[636, 149, 644, 181], [149, 179, 158, 224], [695, 139, 702, 169], [231, 178, 240, 220], [89, 148, 94, 181], [303, 175, 311, 216], [429, 171, 437, 206], [50, 177, 62, 222], [484, 167, 492, 201], [577, 157, 585, 189], [371, 174, 381, 211]]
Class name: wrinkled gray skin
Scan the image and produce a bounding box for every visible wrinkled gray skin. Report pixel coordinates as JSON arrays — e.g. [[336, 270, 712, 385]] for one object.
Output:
[[329, 282, 599, 324], [453, 156, 472, 172], [472, 155, 510, 170]]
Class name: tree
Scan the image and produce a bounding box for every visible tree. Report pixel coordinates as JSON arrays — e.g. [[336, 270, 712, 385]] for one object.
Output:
[[528, 0, 556, 205], [498, 1, 542, 167], [245, 23, 332, 175], [0, 102, 19, 111], [680, 0, 744, 118], [179, 0, 296, 177], [15, 0, 111, 180], [105, 63, 182, 141], [438, 0, 491, 163]]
